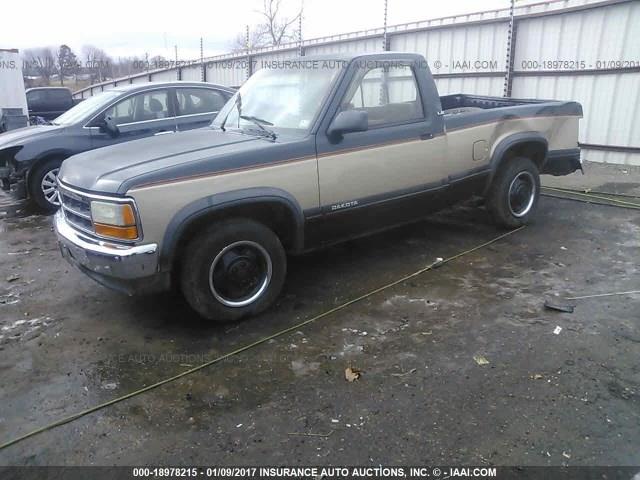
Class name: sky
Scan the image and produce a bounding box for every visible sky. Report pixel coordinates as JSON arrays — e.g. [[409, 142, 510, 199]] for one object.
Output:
[[4, 0, 515, 60]]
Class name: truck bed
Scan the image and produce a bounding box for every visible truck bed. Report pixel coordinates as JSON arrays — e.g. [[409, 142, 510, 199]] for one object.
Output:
[[440, 94, 583, 130]]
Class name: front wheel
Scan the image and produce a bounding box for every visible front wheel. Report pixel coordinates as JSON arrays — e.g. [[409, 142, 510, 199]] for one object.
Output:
[[180, 219, 287, 322], [30, 158, 63, 213], [486, 156, 540, 228]]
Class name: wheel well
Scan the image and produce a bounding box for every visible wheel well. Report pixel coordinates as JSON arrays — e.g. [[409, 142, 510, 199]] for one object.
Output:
[[500, 141, 547, 170], [171, 201, 300, 271], [26, 153, 68, 194]]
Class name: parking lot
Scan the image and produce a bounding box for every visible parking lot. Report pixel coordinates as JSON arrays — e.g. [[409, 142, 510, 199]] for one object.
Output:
[[0, 162, 638, 466]]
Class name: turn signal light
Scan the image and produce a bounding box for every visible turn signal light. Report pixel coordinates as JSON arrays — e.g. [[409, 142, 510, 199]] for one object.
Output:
[[94, 223, 139, 240]]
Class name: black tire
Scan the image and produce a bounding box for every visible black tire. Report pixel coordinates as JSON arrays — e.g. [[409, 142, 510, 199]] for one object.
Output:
[[180, 219, 287, 322], [486, 156, 540, 228], [29, 158, 63, 213]]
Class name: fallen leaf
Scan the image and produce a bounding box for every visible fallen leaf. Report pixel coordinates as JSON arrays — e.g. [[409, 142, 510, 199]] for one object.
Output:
[[345, 366, 361, 382], [473, 355, 490, 366]]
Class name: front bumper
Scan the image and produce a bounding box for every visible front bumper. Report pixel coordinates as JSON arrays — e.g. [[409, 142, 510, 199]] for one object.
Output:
[[54, 210, 168, 295]]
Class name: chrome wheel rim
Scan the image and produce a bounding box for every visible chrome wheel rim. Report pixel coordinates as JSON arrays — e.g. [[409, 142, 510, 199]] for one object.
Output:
[[208, 240, 272, 308], [41, 168, 61, 206], [508, 171, 535, 217]]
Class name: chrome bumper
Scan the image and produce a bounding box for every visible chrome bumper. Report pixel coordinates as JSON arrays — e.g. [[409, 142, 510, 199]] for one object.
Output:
[[54, 210, 158, 281]]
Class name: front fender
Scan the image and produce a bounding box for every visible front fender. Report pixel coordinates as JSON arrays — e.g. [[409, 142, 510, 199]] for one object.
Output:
[[159, 187, 305, 271]]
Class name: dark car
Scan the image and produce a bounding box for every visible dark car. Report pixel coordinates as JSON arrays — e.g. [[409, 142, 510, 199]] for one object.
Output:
[[0, 82, 235, 211], [26, 87, 77, 122]]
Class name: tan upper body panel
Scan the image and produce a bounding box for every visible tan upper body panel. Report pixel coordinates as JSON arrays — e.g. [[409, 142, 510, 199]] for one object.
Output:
[[445, 115, 581, 174], [129, 113, 580, 250], [130, 157, 319, 248]]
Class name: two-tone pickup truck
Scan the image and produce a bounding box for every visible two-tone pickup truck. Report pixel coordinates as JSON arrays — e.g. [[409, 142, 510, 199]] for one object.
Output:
[[54, 52, 582, 322]]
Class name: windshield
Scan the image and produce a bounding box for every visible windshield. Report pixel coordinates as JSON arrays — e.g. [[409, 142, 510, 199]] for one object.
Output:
[[54, 91, 121, 125], [213, 62, 343, 135]]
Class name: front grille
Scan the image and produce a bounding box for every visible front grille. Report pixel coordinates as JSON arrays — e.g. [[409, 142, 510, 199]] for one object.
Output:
[[59, 184, 95, 235]]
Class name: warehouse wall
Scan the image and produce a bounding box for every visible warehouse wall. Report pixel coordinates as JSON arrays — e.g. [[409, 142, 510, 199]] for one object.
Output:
[[73, 0, 640, 165]]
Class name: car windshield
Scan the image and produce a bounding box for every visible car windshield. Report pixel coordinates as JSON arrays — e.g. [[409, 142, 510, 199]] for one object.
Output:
[[53, 91, 121, 125], [212, 61, 344, 136]]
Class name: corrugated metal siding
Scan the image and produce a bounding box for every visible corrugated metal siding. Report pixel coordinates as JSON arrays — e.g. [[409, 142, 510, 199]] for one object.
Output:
[[581, 149, 639, 165], [305, 37, 382, 56], [435, 76, 505, 96], [514, 1, 639, 70], [253, 49, 303, 70], [131, 75, 150, 84], [150, 69, 178, 82], [206, 60, 247, 87], [512, 73, 640, 146], [70, 0, 638, 164], [180, 64, 202, 81], [511, 0, 640, 164], [391, 22, 509, 74]]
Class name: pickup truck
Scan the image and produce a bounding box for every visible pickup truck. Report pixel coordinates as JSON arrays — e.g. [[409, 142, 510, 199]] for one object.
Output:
[[26, 87, 78, 122], [54, 52, 583, 322]]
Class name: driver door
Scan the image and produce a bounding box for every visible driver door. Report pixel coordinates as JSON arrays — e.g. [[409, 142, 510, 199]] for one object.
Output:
[[313, 61, 447, 243], [89, 88, 177, 148]]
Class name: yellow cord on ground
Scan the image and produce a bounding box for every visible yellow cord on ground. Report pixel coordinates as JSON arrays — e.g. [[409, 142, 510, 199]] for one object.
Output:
[[543, 185, 640, 200], [541, 186, 640, 209], [0, 227, 525, 452]]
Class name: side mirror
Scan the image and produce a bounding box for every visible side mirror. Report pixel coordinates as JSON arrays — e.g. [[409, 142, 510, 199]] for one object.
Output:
[[100, 115, 120, 137], [327, 110, 368, 138]]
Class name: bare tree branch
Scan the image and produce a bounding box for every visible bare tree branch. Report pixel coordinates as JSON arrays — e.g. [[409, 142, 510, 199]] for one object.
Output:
[[230, 0, 301, 50]]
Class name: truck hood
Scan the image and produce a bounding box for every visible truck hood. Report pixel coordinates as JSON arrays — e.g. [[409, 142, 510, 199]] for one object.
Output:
[[0, 125, 66, 148], [59, 128, 266, 194]]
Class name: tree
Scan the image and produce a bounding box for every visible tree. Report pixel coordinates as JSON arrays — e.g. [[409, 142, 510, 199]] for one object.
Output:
[[23, 47, 57, 83], [231, 0, 301, 50], [56, 44, 80, 85], [82, 45, 112, 82]]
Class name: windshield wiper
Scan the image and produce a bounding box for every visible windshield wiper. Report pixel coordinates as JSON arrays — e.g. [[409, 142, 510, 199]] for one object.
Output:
[[239, 115, 277, 140]]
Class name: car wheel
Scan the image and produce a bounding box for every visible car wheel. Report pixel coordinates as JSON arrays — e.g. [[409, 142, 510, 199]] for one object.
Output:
[[486, 156, 540, 228], [30, 158, 63, 213], [180, 219, 287, 322]]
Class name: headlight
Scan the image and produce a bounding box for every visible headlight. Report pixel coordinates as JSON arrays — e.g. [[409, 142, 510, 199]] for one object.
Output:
[[90, 201, 139, 240]]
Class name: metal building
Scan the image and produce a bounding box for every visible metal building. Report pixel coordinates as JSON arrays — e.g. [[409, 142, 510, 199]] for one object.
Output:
[[73, 0, 640, 165]]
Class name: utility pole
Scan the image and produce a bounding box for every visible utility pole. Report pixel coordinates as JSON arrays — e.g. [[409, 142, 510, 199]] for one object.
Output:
[[503, 0, 516, 97], [200, 37, 206, 82], [245, 25, 252, 79], [175, 45, 181, 80], [382, 0, 389, 51], [298, 0, 305, 56]]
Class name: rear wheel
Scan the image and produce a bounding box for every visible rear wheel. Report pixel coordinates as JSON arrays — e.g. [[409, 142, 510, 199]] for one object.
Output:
[[30, 158, 63, 213], [486, 156, 540, 228], [180, 219, 287, 322]]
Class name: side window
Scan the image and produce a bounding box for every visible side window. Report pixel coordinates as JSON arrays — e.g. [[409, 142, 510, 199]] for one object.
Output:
[[26, 90, 43, 108], [50, 89, 71, 107], [341, 65, 423, 128], [176, 88, 227, 116], [102, 90, 170, 125]]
